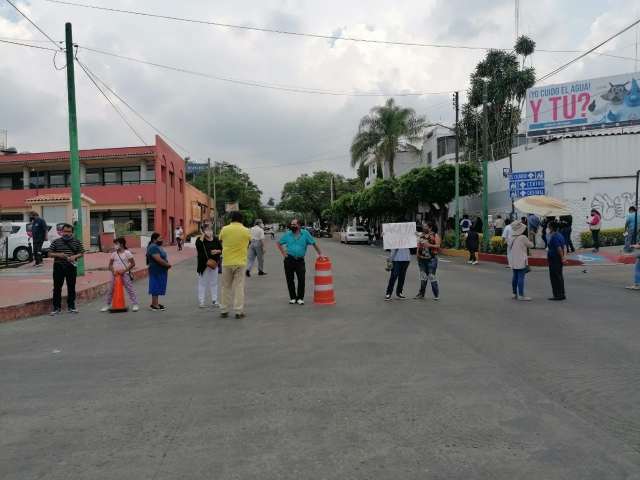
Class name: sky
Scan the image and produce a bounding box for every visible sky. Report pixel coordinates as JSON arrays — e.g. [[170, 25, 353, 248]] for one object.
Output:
[[0, 0, 638, 203]]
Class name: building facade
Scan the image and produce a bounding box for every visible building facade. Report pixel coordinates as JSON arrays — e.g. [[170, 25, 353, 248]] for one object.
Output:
[[0, 136, 212, 247]]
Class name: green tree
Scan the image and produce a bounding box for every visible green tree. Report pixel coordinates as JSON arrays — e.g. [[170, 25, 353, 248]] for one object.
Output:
[[350, 98, 426, 178], [190, 162, 264, 226], [278, 171, 362, 226], [459, 35, 536, 163]]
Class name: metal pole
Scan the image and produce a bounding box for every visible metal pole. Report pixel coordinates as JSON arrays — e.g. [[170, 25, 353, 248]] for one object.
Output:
[[454, 91, 460, 249], [634, 169, 639, 245], [65, 23, 84, 275], [207, 158, 212, 228], [509, 153, 515, 219], [482, 82, 489, 252], [213, 162, 217, 234]]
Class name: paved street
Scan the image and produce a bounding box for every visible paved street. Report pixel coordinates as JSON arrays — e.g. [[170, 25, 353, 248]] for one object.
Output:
[[1, 237, 640, 479]]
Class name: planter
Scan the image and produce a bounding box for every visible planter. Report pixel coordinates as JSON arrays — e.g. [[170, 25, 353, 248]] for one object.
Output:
[[124, 236, 141, 248]]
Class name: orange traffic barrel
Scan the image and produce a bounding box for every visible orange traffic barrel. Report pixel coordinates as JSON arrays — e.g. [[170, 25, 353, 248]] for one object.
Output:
[[313, 257, 336, 305], [109, 274, 129, 313]]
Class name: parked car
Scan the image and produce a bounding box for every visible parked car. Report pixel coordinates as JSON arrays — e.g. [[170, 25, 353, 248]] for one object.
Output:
[[340, 226, 369, 244], [6, 222, 56, 262]]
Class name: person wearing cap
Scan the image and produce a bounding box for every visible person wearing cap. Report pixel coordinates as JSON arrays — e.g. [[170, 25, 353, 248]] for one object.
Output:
[[507, 221, 533, 301]]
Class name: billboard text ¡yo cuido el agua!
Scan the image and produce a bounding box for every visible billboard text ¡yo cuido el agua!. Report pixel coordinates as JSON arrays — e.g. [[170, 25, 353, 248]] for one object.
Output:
[[526, 72, 640, 137]]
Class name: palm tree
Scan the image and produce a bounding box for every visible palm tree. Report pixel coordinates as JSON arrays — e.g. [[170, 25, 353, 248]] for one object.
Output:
[[350, 98, 426, 178], [267, 197, 275, 207]]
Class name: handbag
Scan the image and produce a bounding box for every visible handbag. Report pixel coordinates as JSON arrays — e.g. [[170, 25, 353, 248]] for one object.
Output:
[[385, 249, 398, 271], [525, 264, 532, 273], [205, 243, 218, 270], [116, 250, 134, 280]]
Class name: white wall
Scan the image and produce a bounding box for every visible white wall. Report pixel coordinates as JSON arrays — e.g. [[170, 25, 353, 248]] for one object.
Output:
[[459, 133, 639, 247]]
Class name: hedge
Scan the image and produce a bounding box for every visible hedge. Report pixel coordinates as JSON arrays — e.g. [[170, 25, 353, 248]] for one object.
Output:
[[580, 228, 625, 248], [441, 233, 506, 254]]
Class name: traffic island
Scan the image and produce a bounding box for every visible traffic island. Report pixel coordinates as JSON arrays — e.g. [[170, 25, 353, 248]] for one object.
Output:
[[439, 248, 583, 267]]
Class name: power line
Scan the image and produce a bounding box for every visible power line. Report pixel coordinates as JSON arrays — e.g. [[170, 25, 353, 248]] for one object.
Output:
[[5, 0, 62, 50], [0, 36, 61, 44], [75, 57, 154, 153], [78, 46, 454, 97], [0, 38, 59, 51], [76, 57, 205, 161]]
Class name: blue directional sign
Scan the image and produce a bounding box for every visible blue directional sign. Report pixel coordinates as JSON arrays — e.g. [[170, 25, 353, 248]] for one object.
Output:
[[186, 163, 208, 174], [508, 171, 545, 198]]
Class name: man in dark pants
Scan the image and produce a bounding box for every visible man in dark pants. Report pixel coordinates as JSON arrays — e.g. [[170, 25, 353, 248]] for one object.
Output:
[[547, 221, 568, 301], [29, 211, 48, 267], [48, 224, 85, 315], [559, 214, 575, 253], [277, 219, 325, 305]]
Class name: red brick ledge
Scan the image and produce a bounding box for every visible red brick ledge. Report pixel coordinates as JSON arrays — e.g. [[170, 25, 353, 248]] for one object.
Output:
[[0, 267, 149, 323], [439, 248, 582, 267]]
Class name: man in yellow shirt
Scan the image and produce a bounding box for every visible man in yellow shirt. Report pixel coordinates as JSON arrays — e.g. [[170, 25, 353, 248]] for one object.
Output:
[[218, 212, 252, 319]]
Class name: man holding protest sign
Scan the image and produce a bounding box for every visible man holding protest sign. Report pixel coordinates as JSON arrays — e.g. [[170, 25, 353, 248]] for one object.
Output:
[[382, 223, 417, 301]]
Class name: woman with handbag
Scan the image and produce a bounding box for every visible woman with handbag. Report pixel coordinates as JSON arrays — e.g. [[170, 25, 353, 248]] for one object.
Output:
[[101, 237, 139, 312], [587, 209, 602, 252], [507, 221, 533, 301], [196, 223, 222, 308]]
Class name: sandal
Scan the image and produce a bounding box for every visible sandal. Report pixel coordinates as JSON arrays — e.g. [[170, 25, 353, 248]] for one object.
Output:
[[625, 286, 640, 290]]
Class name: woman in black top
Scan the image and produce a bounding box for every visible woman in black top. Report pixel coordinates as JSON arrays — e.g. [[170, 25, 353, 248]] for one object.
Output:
[[195, 223, 222, 308]]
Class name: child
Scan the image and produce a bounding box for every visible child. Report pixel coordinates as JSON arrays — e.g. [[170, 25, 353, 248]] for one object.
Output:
[[465, 229, 480, 265], [102, 237, 139, 312]]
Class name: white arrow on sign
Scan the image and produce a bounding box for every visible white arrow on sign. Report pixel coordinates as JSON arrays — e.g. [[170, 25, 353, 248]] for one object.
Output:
[[519, 182, 526, 188], [520, 190, 526, 197], [528, 172, 535, 179]]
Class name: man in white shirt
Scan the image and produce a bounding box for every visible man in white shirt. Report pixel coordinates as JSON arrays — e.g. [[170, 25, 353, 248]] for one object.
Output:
[[174, 225, 183, 251], [246, 219, 266, 277]]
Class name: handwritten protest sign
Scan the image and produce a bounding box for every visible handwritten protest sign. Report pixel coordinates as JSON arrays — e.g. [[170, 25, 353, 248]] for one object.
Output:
[[382, 223, 417, 250]]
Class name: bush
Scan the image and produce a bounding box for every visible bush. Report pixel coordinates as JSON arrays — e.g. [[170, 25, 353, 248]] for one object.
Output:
[[442, 233, 456, 249], [580, 228, 625, 248], [489, 236, 507, 255]]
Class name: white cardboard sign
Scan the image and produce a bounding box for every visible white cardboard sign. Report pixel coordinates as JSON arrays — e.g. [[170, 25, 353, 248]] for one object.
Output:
[[382, 223, 417, 250]]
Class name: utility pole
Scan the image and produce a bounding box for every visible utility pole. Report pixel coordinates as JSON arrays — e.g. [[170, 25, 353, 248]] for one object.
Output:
[[213, 161, 217, 234], [330, 176, 334, 205], [207, 158, 212, 229], [65, 23, 84, 275], [509, 153, 515, 219], [454, 91, 460, 250], [482, 81, 489, 253]]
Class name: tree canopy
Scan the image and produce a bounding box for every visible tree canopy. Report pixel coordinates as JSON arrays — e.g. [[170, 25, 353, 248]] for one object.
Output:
[[350, 98, 426, 178]]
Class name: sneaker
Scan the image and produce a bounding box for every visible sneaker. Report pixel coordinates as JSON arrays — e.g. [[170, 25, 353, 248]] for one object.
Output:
[[414, 293, 425, 299], [433, 296, 439, 300], [35, 263, 43, 267], [212, 301, 220, 307], [68, 306, 78, 314], [297, 299, 305, 305], [132, 304, 139, 312], [221, 312, 229, 318], [199, 301, 205, 308], [246, 271, 251, 277], [101, 305, 110, 312], [468, 261, 473, 264], [384, 294, 391, 301], [150, 305, 166, 311], [235, 313, 246, 319], [396, 294, 407, 300], [258, 271, 267, 275], [511, 294, 517, 299], [50, 308, 62, 316], [517, 296, 532, 301], [289, 299, 297, 304], [472, 261, 478, 265]]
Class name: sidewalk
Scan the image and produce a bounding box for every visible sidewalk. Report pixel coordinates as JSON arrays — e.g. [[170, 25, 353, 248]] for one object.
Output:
[[0, 246, 195, 322]]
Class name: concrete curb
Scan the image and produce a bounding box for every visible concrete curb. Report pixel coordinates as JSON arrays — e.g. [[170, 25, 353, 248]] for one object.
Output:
[[0, 267, 149, 323], [439, 248, 582, 267]]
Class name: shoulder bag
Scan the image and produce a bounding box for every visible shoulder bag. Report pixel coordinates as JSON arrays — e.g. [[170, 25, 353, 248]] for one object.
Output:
[[116, 251, 135, 280], [205, 241, 218, 270], [385, 249, 398, 272]]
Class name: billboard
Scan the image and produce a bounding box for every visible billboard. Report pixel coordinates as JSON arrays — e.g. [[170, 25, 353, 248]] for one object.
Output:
[[225, 202, 239, 213], [526, 72, 640, 137], [192, 204, 201, 222]]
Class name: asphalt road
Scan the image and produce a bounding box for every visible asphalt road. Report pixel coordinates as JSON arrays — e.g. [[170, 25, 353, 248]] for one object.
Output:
[[1, 237, 639, 479]]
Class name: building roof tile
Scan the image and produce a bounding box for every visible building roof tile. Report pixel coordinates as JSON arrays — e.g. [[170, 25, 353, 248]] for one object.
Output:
[[0, 146, 155, 164], [25, 193, 97, 204]]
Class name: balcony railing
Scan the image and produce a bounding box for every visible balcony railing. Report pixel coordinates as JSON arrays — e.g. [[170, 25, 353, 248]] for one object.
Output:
[[0, 179, 156, 190]]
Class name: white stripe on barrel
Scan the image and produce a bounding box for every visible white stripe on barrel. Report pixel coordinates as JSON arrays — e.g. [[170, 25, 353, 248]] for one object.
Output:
[[314, 284, 334, 291], [315, 270, 333, 277]]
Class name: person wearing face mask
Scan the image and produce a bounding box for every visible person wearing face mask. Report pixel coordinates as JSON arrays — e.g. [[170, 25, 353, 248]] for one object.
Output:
[[29, 211, 48, 267], [218, 212, 252, 319], [195, 223, 222, 308], [277, 219, 325, 305], [147, 232, 172, 311], [102, 237, 139, 312], [48, 224, 85, 315]]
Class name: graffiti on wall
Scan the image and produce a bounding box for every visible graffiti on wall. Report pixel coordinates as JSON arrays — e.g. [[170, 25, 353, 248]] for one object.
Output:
[[591, 192, 637, 221]]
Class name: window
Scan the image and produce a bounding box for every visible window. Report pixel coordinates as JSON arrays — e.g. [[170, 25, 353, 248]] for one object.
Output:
[[427, 151, 432, 165], [426, 131, 434, 140], [160, 165, 167, 183], [147, 164, 155, 182], [85, 169, 100, 184], [169, 171, 174, 188], [103, 210, 153, 232], [29, 172, 45, 189], [179, 178, 183, 193], [49, 171, 68, 187], [122, 167, 140, 183]]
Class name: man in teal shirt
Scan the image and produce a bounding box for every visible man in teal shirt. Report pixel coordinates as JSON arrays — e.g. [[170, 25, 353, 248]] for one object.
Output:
[[623, 206, 639, 253], [277, 219, 325, 305]]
